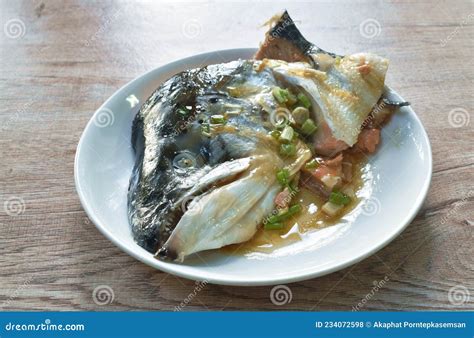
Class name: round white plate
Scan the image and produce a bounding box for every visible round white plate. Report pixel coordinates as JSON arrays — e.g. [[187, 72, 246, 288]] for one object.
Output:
[[74, 48, 432, 286]]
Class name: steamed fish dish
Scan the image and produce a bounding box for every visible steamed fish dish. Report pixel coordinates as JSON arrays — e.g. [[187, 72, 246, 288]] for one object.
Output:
[[128, 11, 408, 262]]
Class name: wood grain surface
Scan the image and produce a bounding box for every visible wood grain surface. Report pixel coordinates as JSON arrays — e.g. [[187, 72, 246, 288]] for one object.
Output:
[[0, 0, 472, 311]]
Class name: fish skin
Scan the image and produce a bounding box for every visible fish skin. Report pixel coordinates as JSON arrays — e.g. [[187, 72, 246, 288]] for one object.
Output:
[[255, 11, 341, 66], [128, 60, 285, 254], [128, 61, 248, 252]]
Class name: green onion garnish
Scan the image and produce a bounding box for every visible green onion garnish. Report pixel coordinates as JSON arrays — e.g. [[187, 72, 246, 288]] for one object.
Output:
[[276, 169, 290, 186], [291, 107, 309, 125], [289, 180, 299, 193], [270, 130, 281, 140], [301, 118, 318, 135], [329, 191, 352, 206], [288, 204, 302, 215], [201, 123, 211, 137], [264, 222, 284, 230], [210, 114, 225, 124], [267, 215, 281, 224], [305, 158, 319, 169], [266, 203, 302, 225], [280, 143, 297, 157], [279, 125, 294, 143], [272, 87, 289, 104], [177, 108, 188, 116], [297, 93, 311, 109]]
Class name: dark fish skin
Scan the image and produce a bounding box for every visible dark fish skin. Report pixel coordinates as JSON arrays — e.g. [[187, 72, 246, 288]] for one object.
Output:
[[269, 11, 340, 59], [255, 11, 341, 68], [129, 63, 236, 252], [128, 60, 275, 253]]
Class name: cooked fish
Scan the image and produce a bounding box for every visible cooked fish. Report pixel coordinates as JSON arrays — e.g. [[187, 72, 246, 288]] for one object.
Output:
[[255, 11, 388, 154], [128, 59, 311, 260], [128, 11, 389, 261]]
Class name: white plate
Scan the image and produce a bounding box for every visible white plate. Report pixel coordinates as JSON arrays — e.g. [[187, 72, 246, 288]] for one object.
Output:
[[74, 48, 432, 286]]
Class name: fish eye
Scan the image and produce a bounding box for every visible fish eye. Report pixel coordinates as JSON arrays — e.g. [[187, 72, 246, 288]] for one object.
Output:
[[172, 151, 197, 171]]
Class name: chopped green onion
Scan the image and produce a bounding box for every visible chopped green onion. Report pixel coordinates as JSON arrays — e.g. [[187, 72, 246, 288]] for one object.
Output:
[[276, 169, 290, 186], [297, 93, 311, 109], [270, 130, 281, 140], [264, 222, 284, 230], [279, 125, 294, 143], [272, 87, 289, 104], [275, 120, 288, 130], [267, 215, 281, 224], [329, 191, 352, 206], [305, 158, 319, 169], [322, 201, 343, 216], [210, 114, 225, 124], [177, 108, 188, 116], [289, 180, 299, 193], [280, 143, 297, 157], [276, 207, 289, 216], [291, 107, 309, 125], [288, 204, 302, 215], [201, 123, 211, 137], [267, 203, 302, 224], [301, 118, 318, 135]]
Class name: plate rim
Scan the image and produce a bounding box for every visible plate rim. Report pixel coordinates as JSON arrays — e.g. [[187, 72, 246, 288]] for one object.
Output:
[[74, 48, 433, 286]]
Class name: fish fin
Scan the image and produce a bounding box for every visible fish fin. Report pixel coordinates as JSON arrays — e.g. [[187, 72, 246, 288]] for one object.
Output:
[[158, 155, 280, 261], [255, 11, 340, 64]]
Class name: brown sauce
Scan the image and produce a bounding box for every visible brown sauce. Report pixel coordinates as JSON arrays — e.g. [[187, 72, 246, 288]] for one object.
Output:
[[221, 153, 368, 256]]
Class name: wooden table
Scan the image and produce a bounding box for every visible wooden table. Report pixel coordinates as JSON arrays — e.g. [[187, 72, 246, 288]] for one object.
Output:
[[1, 0, 472, 311]]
